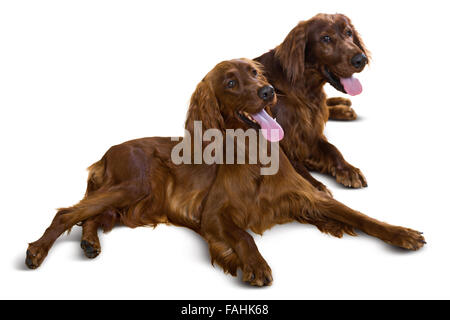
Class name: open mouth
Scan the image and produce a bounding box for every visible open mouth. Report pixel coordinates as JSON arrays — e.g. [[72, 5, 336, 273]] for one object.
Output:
[[238, 111, 261, 129], [323, 67, 363, 96], [323, 67, 345, 93], [237, 109, 284, 142]]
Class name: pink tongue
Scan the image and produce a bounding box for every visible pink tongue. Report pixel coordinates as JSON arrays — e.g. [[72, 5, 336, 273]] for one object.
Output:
[[340, 76, 362, 96], [252, 109, 284, 142]]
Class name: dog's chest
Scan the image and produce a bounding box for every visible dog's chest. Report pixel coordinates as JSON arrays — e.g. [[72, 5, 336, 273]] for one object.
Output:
[[274, 98, 325, 160]]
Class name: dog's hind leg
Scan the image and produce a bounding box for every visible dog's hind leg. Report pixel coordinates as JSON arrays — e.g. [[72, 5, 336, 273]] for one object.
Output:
[[80, 216, 102, 259], [311, 197, 426, 250], [26, 187, 128, 269], [80, 209, 119, 259], [309, 218, 357, 238], [293, 193, 356, 238]]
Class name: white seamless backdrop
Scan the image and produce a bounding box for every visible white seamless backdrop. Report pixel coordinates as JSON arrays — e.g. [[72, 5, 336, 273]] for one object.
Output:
[[1, 0, 449, 299]]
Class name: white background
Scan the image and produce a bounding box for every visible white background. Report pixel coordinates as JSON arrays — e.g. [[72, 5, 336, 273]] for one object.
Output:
[[1, 0, 449, 299]]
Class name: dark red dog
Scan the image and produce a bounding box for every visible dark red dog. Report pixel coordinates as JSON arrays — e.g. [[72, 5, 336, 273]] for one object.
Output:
[[256, 13, 369, 193], [26, 59, 425, 286]]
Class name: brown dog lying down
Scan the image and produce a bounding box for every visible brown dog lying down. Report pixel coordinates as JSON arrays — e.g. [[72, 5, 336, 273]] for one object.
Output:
[[255, 13, 370, 193], [26, 59, 425, 286]]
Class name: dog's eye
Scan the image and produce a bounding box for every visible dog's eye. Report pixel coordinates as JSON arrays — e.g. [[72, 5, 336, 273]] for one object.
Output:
[[226, 80, 236, 88], [346, 30, 353, 37], [321, 35, 331, 43], [252, 69, 258, 76]]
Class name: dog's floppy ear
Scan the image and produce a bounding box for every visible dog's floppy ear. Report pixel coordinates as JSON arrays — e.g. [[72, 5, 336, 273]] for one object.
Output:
[[275, 21, 308, 84], [185, 79, 225, 134], [352, 24, 371, 62], [339, 14, 371, 62]]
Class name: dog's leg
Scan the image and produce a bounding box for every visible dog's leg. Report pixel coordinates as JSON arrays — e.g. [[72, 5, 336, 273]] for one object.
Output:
[[81, 217, 101, 259], [306, 138, 367, 188], [26, 189, 127, 269], [326, 97, 357, 121], [291, 158, 332, 196], [203, 209, 272, 287], [206, 237, 242, 277], [310, 197, 426, 250], [80, 209, 119, 259], [307, 217, 357, 238], [327, 97, 352, 107]]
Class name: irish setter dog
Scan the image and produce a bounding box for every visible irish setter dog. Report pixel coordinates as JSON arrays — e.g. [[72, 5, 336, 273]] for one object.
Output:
[[255, 13, 370, 194], [26, 59, 425, 286]]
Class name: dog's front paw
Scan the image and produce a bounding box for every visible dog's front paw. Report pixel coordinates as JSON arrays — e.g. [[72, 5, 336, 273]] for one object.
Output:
[[328, 105, 357, 121], [242, 257, 273, 287], [332, 164, 367, 188], [25, 244, 48, 269], [326, 97, 352, 107], [385, 227, 426, 251]]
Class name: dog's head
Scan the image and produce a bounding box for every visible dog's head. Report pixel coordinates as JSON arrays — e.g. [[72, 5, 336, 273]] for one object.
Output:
[[185, 58, 283, 142], [275, 13, 370, 96]]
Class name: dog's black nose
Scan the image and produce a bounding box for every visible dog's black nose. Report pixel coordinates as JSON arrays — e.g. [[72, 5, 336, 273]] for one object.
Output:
[[258, 85, 275, 101], [351, 53, 368, 69]]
